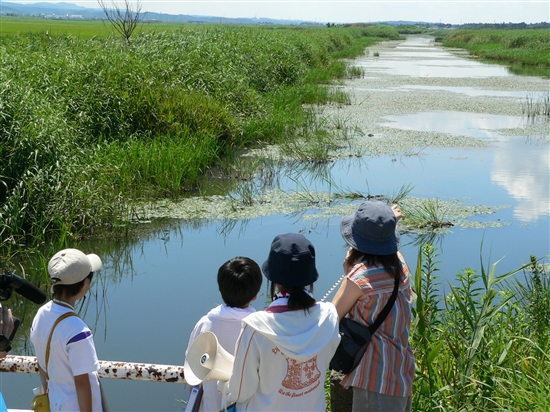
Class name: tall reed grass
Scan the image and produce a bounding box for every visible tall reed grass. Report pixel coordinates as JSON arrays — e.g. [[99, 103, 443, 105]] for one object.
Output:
[[0, 25, 399, 246], [441, 29, 550, 67], [412, 245, 550, 411]]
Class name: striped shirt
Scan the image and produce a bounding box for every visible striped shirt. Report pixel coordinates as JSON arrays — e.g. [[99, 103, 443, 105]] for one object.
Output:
[[340, 252, 415, 397]]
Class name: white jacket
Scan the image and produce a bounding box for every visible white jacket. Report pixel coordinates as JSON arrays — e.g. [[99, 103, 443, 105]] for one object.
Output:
[[227, 300, 340, 411]]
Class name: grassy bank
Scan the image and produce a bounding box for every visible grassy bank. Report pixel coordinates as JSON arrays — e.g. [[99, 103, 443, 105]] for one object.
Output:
[[440, 29, 550, 67], [0, 24, 401, 247]]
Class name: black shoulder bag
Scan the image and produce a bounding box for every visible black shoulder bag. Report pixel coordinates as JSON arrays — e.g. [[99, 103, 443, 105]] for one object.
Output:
[[329, 275, 400, 374]]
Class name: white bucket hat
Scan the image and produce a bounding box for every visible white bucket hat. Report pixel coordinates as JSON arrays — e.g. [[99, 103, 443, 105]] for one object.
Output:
[[48, 248, 102, 286]]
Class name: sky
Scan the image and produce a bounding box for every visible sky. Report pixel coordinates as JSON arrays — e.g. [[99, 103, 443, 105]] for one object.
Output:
[[9, 0, 550, 24]]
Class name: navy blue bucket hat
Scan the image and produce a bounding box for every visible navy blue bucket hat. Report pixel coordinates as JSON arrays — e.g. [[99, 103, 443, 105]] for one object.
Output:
[[340, 200, 400, 255], [262, 233, 319, 287]]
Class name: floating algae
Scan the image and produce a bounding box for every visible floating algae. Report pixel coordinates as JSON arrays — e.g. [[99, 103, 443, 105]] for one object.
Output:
[[132, 190, 512, 233]]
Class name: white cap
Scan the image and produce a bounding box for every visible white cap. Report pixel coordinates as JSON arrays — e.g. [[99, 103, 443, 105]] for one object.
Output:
[[48, 248, 102, 286]]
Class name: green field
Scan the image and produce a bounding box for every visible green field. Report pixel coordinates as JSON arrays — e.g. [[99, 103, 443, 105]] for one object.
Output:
[[0, 16, 190, 37], [0, 16, 108, 36]]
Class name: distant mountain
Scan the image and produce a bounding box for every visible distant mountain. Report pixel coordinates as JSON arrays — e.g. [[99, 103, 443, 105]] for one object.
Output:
[[0, 1, 321, 25], [0, 0, 122, 19], [1, 1, 104, 18]]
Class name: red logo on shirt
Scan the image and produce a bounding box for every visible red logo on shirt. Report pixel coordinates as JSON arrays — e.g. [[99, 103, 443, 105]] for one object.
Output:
[[282, 356, 321, 390]]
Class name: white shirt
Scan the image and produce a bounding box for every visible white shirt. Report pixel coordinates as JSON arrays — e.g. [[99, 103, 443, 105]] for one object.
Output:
[[30, 301, 102, 411], [186, 304, 256, 412]]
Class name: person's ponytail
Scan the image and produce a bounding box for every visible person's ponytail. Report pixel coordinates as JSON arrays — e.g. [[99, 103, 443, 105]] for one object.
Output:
[[287, 285, 315, 312], [269, 282, 316, 313]]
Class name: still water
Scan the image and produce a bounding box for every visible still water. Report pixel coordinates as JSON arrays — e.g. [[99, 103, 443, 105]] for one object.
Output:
[[2, 35, 549, 411]]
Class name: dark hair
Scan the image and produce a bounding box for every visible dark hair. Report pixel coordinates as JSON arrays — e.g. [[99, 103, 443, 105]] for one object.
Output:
[[218, 257, 262, 308], [347, 248, 402, 280], [269, 282, 316, 313], [52, 272, 94, 298]]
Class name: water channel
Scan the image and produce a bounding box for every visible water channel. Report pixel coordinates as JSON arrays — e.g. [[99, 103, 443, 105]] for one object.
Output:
[[2, 35, 549, 410]]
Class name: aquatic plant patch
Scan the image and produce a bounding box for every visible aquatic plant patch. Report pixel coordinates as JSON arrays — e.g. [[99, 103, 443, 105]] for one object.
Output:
[[130, 190, 512, 233]]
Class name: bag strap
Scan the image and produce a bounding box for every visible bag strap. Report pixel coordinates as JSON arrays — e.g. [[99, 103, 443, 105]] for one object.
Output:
[[367, 274, 400, 334], [45, 312, 78, 380]]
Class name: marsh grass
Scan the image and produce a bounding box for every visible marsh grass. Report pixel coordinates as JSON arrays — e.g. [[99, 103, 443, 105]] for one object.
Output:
[[1, 25, 402, 246], [521, 92, 550, 119], [345, 65, 365, 79], [505, 256, 550, 351], [279, 106, 342, 163], [281, 132, 334, 164], [388, 183, 414, 204], [442, 29, 550, 67], [411, 245, 550, 411], [400, 197, 454, 230]]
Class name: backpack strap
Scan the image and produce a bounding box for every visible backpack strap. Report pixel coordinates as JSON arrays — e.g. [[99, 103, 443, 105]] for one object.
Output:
[[368, 274, 400, 334], [45, 312, 78, 379]]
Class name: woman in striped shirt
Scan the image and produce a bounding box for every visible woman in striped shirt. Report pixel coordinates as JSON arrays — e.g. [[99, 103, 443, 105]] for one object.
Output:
[[332, 200, 415, 412]]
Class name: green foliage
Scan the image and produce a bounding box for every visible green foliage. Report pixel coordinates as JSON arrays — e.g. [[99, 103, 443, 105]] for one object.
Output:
[[360, 24, 402, 40], [411, 249, 550, 411], [441, 29, 550, 67], [396, 25, 425, 34], [507, 256, 550, 350], [411, 245, 443, 397], [0, 25, 384, 245]]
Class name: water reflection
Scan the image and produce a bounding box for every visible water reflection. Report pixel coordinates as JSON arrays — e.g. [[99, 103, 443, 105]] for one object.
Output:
[[491, 138, 550, 222], [359, 59, 512, 78], [366, 35, 512, 78], [379, 110, 549, 222], [507, 64, 550, 78], [394, 85, 530, 98], [380, 111, 525, 139]]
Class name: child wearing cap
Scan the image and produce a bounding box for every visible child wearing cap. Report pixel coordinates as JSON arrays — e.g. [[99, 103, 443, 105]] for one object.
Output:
[[185, 256, 262, 412], [30, 248, 105, 411], [332, 200, 415, 412], [224, 233, 340, 412]]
